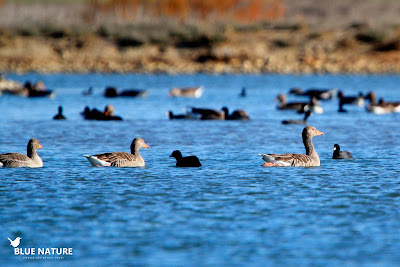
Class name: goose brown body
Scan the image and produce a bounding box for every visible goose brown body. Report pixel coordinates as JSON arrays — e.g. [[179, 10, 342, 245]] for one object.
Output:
[[84, 138, 149, 167], [260, 126, 324, 167], [0, 139, 43, 168]]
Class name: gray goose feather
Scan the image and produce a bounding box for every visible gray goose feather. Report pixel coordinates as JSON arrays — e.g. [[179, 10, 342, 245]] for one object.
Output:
[[84, 137, 149, 167], [0, 139, 43, 168], [259, 126, 324, 167]]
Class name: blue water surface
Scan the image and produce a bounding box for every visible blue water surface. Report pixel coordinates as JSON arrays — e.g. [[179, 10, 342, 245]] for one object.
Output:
[[0, 73, 399, 266]]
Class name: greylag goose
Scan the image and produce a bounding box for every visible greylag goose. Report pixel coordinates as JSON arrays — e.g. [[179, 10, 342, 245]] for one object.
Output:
[[170, 150, 202, 167], [188, 107, 224, 120], [169, 86, 204, 98], [365, 92, 394, 114], [104, 86, 147, 98], [0, 139, 43, 168], [84, 137, 149, 167], [221, 107, 250, 120], [275, 94, 308, 112], [289, 87, 337, 100], [53, 106, 66, 120], [259, 126, 324, 167], [332, 144, 354, 159], [282, 111, 311, 125]]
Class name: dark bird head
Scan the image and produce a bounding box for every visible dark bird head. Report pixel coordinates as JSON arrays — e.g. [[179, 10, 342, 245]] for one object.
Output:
[[170, 150, 182, 159], [333, 144, 341, 151]]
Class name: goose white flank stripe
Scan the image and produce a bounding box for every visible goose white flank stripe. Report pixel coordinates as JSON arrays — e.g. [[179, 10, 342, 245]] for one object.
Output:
[[259, 126, 324, 167], [84, 137, 149, 167]]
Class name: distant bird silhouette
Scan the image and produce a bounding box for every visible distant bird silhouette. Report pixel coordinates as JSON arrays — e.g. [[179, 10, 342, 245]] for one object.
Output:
[[53, 106, 66, 120], [169, 86, 204, 98], [289, 87, 337, 100], [82, 87, 93, 96], [221, 107, 250, 120], [166, 111, 187, 119], [104, 86, 147, 97], [275, 93, 308, 112], [332, 144, 354, 159], [239, 87, 247, 97], [282, 111, 311, 124], [170, 150, 202, 167], [8, 237, 22, 248]]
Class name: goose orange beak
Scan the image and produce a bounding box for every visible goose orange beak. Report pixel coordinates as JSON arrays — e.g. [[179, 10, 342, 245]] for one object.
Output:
[[144, 143, 150, 149], [39, 144, 43, 149], [316, 130, 324, 135]]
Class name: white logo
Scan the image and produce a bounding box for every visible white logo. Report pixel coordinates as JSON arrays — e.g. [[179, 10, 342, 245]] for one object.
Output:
[[8, 237, 22, 248], [8, 236, 73, 259]]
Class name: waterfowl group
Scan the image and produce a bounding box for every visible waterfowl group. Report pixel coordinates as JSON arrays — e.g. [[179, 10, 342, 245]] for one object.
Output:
[[184, 107, 250, 120], [81, 105, 123, 121], [365, 91, 400, 114]]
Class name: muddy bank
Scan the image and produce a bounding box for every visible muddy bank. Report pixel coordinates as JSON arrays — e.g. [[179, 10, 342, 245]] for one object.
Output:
[[2, 0, 400, 74]]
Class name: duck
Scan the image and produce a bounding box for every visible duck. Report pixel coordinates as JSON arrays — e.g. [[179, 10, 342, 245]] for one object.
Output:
[[84, 137, 149, 167], [0, 139, 43, 168], [53, 106, 66, 120], [188, 107, 225, 120], [332, 144, 354, 159], [169, 150, 202, 167], [104, 86, 147, 98], [169, 86, 204, 98], [365, 92, 394, 114], [259, 126, 324, 167], [275, 94, 308, 112], [221, 107, 250, 120], [282, 111, 311, 125], [289, 87, 337, 100]]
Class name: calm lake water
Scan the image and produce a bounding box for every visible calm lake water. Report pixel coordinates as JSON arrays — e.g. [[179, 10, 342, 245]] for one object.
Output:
[[1, 73, 400, 266]]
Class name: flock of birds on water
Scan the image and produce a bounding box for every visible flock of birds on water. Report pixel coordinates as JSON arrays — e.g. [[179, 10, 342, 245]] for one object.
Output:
[[1, 75, 399, 168]]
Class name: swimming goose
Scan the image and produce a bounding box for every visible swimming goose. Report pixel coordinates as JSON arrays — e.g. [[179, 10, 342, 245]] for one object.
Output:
[[188, 107, 225, 120], [221, 107, 250, 120], [169, 150, 202, 167], [53, 106, 66, 120], [289, 87, 337, 100], [365, 92, 394, 114], [275, 94, 308, 112], [259, 126, 324, 167], [282, 111, 311, 125], [169, 86, 204, 98], [104, 86, 147, 97], [0, 139, 43, 168], [84, 137, 149, 167], [332, 144, 354, 159]]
